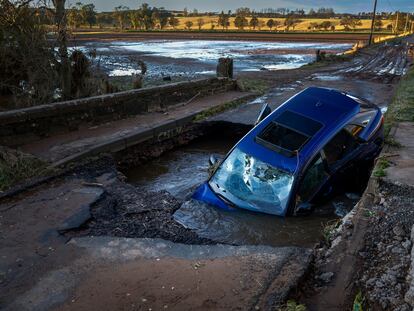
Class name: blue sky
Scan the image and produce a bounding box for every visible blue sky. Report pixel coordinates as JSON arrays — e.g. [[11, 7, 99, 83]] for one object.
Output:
[[83, 0, 414, 13]]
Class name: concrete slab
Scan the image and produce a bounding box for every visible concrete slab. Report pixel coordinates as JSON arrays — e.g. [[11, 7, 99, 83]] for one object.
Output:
[[386, 122, 414, 186], [20, 91, 254, 165], [6, 237, 311, 311]]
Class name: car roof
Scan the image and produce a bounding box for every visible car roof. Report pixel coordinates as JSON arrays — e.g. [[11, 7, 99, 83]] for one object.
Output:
[[237, 87, 363, 174]]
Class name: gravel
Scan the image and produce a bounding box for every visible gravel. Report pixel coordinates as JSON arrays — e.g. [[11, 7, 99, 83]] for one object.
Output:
[[358, 180, 414, 310]]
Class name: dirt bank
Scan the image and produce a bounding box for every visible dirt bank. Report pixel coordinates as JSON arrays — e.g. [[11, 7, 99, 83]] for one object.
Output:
[[71, 30, 380, 43]]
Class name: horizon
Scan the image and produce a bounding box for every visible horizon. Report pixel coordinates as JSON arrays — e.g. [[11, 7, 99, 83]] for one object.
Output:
[[80, 0, 414, 14]]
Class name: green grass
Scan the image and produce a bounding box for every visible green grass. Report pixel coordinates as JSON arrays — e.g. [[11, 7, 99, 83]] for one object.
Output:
[[353, 290, 365, 311], [194, 96, 254, 121], [385, 67, 414, 128], [237, 77, 269, 94], [278, 300, 307, 311], [321, 219, 341, 245], [0, 147, 49, 192], [373, 158, 390, 178], [372, 66, 414, 178]]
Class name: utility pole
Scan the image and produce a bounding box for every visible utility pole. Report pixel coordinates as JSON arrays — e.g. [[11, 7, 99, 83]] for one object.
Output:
[[368, 0, 378, 45]]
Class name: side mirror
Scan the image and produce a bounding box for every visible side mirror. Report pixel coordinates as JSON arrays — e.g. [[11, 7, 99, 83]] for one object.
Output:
[[209, 155, 218, 167], [255, 103, 272, 125]]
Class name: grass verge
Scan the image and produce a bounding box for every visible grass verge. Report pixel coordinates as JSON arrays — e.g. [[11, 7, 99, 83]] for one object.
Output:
[[372, 66, 414, 178], [384, 66, 414, 133], [194, 94, 257, 121], [236, 77, 269, 94], [0, 147, 50, 192]]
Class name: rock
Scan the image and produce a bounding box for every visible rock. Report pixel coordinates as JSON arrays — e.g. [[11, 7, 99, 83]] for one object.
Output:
[[393, 225, 406, 237], [405, 287, 414, 307], [318, 272, 334, 283], [411, 224, 414, 241], [402, 240, 412, 250], [343, 218, 354, 229], [395, 303, 411, 311]]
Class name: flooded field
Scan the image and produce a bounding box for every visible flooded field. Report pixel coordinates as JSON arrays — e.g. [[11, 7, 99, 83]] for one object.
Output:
[[76, 40, 352, 81], [126, 134, 359, 247]]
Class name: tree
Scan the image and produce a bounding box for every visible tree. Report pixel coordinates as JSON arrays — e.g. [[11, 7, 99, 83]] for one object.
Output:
[[0, 0, 59, 105], [169, 16, 179, 29], [319, 20, 333, 31], [80, 3, 96, 28], [218, 11, 229, 30], [284, 16, 302, 30], [249, 15, 259, 30], [158, 10, 171, 29], [183, 7, 188, 17], [128, 10, 140, 29], [340, 16, 361, 31], [234, 15, 248, 30], [309, 22, 319, 30], [97, 13, 114, 28], [351, 19, 362, 31], [113, 6, 129, 30], [185, 20, 193, 30], [196, 18, 204, 30], [137, 3, 155, 30], [267, 19, 275, 30], [374, 19, 383, 31], [67, 2, 82, 29]]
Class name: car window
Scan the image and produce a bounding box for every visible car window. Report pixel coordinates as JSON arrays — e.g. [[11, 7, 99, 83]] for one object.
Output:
[[298, 153, 327, 202], [323, 129, 359, 167]]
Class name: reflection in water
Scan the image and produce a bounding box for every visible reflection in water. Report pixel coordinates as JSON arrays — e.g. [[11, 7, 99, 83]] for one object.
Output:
[[174, 199, 334, 247], [126, 135, 359, 247]]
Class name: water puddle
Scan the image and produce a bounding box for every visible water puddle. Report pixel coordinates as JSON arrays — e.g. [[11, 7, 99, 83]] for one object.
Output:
[[126, 133, 360, 247], [125, 136, 234, 200], [311, 74, 343, 81]]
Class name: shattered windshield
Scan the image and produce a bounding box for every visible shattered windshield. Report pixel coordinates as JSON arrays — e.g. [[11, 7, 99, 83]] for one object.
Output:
[[209, 148, 294, 214]]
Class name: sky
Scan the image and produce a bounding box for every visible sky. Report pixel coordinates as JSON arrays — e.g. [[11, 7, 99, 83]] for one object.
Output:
[[83, 0, 414, 13]]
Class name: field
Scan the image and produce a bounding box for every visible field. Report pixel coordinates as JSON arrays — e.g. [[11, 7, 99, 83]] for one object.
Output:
[[168, 17, 393, 31]]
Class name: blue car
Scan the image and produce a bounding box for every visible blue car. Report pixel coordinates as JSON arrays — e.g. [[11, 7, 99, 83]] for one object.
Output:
[[193, 87, 384, 216]]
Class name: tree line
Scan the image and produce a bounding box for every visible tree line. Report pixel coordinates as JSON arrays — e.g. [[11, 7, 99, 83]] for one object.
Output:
[[60, 3, 411, 33]]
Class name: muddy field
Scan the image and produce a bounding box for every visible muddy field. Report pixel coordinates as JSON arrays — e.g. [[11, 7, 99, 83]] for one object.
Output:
[[71, 39, 352, 86]]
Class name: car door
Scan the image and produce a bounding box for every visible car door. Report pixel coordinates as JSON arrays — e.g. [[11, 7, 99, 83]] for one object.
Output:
[[321, 128, 362, 193], [295, 152, 330, 213]]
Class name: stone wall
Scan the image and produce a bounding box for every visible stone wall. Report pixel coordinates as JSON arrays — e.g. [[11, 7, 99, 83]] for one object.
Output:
[[0, 78, 237, 147]]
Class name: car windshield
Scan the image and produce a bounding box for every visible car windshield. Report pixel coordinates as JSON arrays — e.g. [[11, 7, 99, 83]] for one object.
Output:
[[209, 148, 294, 215]]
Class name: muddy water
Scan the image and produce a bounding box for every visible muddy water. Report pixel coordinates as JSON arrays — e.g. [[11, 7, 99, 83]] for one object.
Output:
[[126, 135, 360, 247]]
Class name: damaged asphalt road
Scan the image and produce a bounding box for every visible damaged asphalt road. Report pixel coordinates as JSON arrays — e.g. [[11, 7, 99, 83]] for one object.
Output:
[[0, 156, 313, 311]]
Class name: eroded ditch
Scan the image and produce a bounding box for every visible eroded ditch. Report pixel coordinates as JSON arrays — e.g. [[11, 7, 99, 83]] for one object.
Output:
[[66, 121, 369, 248]]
